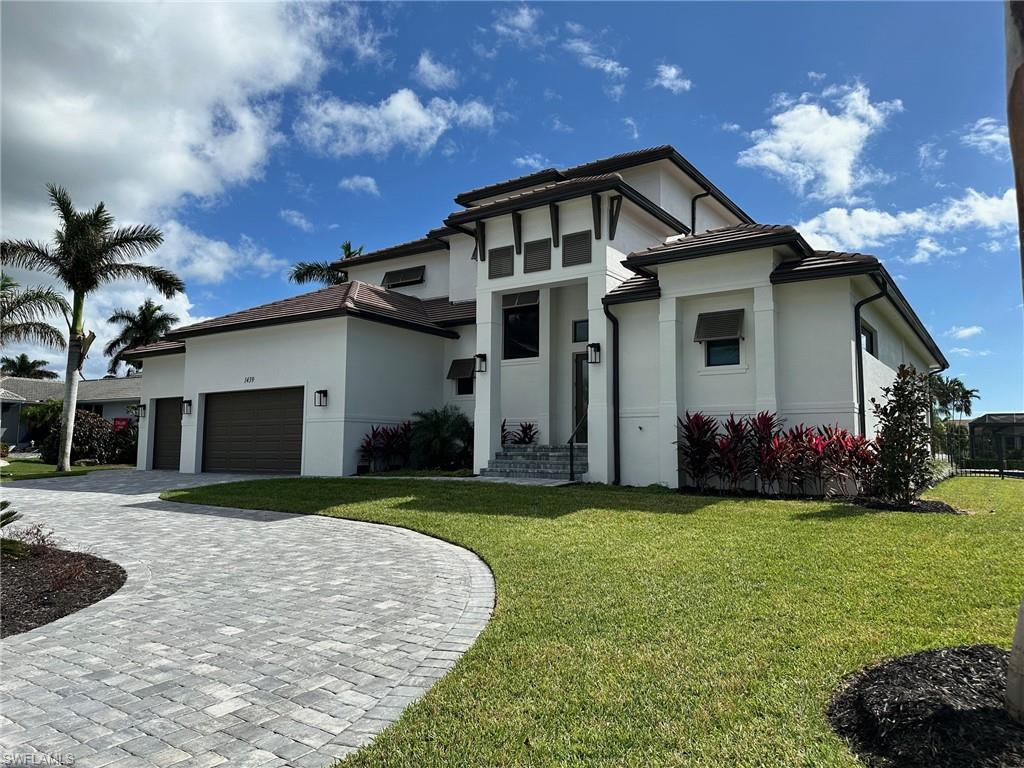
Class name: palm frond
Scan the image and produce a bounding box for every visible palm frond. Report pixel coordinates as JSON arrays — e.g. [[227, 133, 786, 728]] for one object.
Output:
[[0, 239, 61, 275], [289, 261, 348, 286], [94, 263, 184, 297], [101, 224, 165, 262], [46, 184, 77, 229], [0, 320, 67, 349]]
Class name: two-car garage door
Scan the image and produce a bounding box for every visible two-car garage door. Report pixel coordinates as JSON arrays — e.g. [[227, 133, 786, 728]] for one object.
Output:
[[202, 387, 304, 474]]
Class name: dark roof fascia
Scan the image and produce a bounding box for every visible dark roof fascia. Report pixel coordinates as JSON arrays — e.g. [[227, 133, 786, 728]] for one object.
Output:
[[170, 308, 458, 341], [333, 237, 449, 270], [771, 261, 947, 370], [445, 178, 689, 235], [454, 146, 755, 224], [629, 229, 810, 270], [603, 284, 662, 306], [124, 345, 186, 361]]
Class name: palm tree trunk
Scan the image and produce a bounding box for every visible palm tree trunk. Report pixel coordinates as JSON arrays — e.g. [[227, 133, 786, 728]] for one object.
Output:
[[57, 292, 86, 472]]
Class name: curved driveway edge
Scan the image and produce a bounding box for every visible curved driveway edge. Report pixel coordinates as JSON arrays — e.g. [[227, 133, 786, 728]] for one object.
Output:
[[0, 471, 494, 768]]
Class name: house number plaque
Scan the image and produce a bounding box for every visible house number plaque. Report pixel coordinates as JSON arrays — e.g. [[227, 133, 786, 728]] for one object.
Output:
[[243, 376, 255, 383]]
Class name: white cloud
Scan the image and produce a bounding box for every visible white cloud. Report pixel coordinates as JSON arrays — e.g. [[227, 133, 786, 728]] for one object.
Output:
[[961, 117, 1010, 159], [917, 142, 947, 172], [513, 153, 552, 171], [982, 240, 1003, 253], [295, 88, 494, 157], [945, 325, 984, 339], [550, 116, 573, 133], [339, 175, 381, 196], [797, 187, 1018, 251], [413, 51, 458, 91], [492, 5, 547, 47], [157, 221, 286, 284], [720, 122, 742, 133], [564, 38, 629, 80], [807, 71, 827, 82], [907, 236, 944, 264], [949, 347, 992, 358], [650, 64, 692, 94], [623, 117, 640, 140], [279, 209, 313, 232], [605, 84, 626, 102], [737, 82, 903, 202]]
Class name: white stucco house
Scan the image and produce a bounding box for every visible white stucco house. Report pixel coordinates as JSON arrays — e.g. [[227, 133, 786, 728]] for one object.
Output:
[[127, 145, 947, 485]]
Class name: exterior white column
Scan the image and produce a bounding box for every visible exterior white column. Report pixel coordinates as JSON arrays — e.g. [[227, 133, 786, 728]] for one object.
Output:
[[753, 284, 778, 414], [658, 296, 681, 487], [586, 272, 615, 482], [537, 287, 552, 443], [473, 290, 502, 473]]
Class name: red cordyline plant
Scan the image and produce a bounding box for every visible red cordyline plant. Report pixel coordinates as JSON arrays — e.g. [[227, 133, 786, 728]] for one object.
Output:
[[713, 414, 754, 492], [675, 411, 718, 491], [749, 411, 783, 494]]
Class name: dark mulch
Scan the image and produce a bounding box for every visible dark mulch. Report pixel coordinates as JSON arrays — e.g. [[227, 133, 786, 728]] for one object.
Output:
[[856, 497, 967, 515], [1, 546, 126, 638], [675, 485, 968, 514], [828, 644, 1024, 768]]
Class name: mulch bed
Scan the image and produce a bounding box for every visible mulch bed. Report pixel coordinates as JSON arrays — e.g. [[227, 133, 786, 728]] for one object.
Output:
[[1, 546, 126, 638], [828, 644, 1024, 768], [855, 498, 967, 515]]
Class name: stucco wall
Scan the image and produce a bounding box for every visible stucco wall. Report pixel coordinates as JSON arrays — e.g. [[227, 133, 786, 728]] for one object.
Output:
[[341, 250, 450, 299], [443, 325, 477, 415], [615, 300, 661, 487]]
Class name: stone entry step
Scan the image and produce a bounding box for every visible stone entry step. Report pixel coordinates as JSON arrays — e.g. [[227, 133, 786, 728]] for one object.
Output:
[[480, 444, 588, 481]]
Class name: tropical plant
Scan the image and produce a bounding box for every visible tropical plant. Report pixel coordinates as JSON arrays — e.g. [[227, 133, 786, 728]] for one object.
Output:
[[21, 400, 63, 435], [411, 405, 473, 469], [675, 412, 718, 491], [1, 500, 25, 558], [1, 184, 182, 471], [0, 274, 69, 350], [871, 364, 933, 506], [288, 241, 363, 286], [1, 353, 59, 379], [103, 299, 179, 374], [510, 422, 539, 445], [748, 411, 783, 494], [501, 419, 513, 446], [713, 414, 754, 492]]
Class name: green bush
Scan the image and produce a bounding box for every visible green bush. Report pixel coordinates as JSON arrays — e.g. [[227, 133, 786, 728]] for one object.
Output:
[[40, 410, 116, 465], [0, 442, 8, 458], [411, 405, 473, 470], [111, 422, 138, 464], [871, 365, 933, 506]]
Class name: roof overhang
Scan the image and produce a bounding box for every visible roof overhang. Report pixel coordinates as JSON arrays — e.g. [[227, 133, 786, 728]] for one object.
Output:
[[124, 341, 186, 361], [627, 229, 811, 272], [332, 235, 451, 270]]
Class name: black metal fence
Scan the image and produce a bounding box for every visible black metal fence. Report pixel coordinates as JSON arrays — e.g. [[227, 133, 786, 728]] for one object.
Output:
[[939, 431, 1022, 478]]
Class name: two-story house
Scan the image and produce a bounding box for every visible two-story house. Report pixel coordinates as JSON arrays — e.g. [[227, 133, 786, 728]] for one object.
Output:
[[127, 145, 947, 485]]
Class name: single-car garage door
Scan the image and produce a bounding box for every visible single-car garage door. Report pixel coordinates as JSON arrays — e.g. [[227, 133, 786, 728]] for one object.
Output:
[[153, 397, 183, 470], [202, 387, 304, 474]]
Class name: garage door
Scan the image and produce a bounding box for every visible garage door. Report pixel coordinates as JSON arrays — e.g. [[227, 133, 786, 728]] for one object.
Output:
[[152, 397, 183, 470], [202, 387, 304, 474]]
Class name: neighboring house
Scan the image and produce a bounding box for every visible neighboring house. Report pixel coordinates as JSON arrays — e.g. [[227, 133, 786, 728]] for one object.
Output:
[[969, 413, 1024, 460], [0, 375, 142, 447], [127, 145, 947, 484]]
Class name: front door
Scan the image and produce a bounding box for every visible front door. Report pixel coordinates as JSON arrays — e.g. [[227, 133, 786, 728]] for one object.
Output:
[[572, 352, 588, 443]]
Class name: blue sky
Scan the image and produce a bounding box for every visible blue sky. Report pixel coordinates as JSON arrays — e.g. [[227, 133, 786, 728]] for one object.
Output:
[[3, 2, 1020, 413]]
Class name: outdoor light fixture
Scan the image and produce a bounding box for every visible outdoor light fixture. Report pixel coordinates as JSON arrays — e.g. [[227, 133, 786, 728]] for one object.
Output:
[[474, 353, 487, 373], [587, 342, 601, 365], [137, 404, 147, 418], [181, 399, 193, 416], [314, 389, 328, 407]]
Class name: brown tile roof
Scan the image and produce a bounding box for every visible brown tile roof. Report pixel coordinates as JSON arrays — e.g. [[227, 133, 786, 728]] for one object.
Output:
[[628, 223, 808, 269], [770, 250, 878, 283], [123, 339, 186, 359], [168, 282, 462, 340], [453, 144, 754, 224], [422, 297, 476, 326], [603, 275, 661, 305], [336, 235, 449, 269]]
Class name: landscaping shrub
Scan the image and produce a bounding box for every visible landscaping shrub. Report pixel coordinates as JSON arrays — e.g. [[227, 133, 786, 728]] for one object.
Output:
[[1, 500, 24, 558], [871, 364, 933, 506], [21, 399, 62, 443], [411, 405, 473, 470], [676, 412, 718, 491], [359, 422, 414, 472], [111, 421, 139, 464], [39, 410, 116, 465], [749, 411, 783, 493], [713, 414, 754, 492], [501, 419, 512, 446], [510, 422, 539, 445], [0, 442, 8, 458]]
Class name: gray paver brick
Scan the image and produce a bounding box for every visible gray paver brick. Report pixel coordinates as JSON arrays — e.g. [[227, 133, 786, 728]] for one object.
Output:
[[2, 470, 493, 768]]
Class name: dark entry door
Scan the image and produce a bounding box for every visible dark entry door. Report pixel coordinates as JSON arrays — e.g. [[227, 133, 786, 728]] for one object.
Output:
[[572, 352, 589, 443], [202, 387, 304, 474], [152, 397, 183, 470]]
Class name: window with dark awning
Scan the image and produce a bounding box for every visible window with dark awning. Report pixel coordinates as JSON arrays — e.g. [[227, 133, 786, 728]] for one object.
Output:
[[382, 265, 425, 288], [446, 358, 476, 380], [693, 309, 744, 342]]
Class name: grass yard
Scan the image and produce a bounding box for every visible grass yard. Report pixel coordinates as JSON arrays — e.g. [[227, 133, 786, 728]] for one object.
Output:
[[0, 458, 133, 482], [164, 477, 1023, 768]]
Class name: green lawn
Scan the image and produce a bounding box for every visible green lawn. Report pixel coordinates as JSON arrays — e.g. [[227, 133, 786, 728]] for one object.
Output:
[[0, 458, 133, 482], [163, 477, 1023, 768]]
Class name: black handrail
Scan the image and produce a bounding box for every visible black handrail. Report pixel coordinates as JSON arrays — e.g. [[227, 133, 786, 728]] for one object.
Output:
[[567, 415, 588, 481]]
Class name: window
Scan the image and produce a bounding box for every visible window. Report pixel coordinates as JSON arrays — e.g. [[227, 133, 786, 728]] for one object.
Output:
[[860, 322, 876, 356], [572, 319, 589, 343], [382, 265, 425, 289], [455, 377, 474, 396], [706, 339, 740, 367], [446, 358, 475, 395], [502, 291, 540, 359]]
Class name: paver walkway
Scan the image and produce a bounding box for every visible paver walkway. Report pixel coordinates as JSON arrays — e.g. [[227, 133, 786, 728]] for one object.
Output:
[[1, 471, 494, 768]]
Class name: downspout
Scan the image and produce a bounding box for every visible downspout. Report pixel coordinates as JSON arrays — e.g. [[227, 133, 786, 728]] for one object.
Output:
[[603, 302, 621, 485], [854, 275, 887, 437], [690, 191, 711, 234]]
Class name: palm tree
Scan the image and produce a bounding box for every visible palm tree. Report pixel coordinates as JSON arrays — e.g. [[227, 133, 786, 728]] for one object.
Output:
[[0, 275, 69, 350], [1, 353, 59, 379], [288, 241, 362, 286], [1, 184, 183, 471], [104, 299, 180, 375]]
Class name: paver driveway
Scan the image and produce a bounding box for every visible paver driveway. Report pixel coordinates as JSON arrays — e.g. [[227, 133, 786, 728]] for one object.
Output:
[[0, 471, 494, 768]]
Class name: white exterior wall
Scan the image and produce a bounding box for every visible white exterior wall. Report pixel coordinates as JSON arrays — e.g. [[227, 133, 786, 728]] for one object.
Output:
[[615, 300, 661, 487], [443, 325, 477, 415], [447, 235, 477, 302], [136, 354, 185, 470], [342, 250, 449, 299]]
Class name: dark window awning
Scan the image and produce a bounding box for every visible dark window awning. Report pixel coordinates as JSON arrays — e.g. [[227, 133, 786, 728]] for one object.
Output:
[[382, 265, 425, 289], [694, 309, 744, 342], [447, 358, 476, 380]]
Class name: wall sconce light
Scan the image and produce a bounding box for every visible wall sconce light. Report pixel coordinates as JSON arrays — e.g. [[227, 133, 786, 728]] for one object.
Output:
[[587, 342, 601, 365], [136, 404, 147, 418], [474, 353, 487, 373], [314, 389, 329, 407], [181, 399, 193, 416]]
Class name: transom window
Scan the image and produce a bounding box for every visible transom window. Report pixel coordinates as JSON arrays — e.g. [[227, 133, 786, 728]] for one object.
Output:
[[503, 291, 540, 359], [572, 319, 589, 343]]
